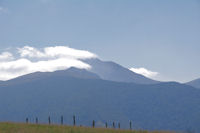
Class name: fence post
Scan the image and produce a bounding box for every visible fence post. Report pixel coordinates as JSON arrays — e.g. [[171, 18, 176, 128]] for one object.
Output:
[[48, 116, 51, 125], [92, 120, 95, 128], [73, 115, 76, 126], [113, 122, 115, 129], [129, 121, 132, 130], [118, 123, 120, 129], [26, 118, 28, 124], [61, 116, 63, 125], [105, 122, 108, 128], [36, 117, 38, 124]]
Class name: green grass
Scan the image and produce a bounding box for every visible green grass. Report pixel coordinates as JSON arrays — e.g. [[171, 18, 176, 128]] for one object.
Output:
[[0, 122, 174, 133]]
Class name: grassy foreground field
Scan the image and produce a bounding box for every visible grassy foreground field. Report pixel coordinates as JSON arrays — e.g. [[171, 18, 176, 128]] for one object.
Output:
[[0, 122, 175, 133]]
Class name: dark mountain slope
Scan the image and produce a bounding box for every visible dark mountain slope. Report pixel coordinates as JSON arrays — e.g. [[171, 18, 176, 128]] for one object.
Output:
[[1, 67, 100, 85], [0, 72, 199, 132]]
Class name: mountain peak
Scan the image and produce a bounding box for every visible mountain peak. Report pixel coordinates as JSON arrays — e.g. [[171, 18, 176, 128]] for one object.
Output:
[[2, 67, 100, 86], [84, 58, 159, 84]]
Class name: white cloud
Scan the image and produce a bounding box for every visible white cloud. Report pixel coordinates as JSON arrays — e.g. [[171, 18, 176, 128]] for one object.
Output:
[[18, 46, 97, 59], [130, 67, 159, 78], [0, 52, 14, 61], [18, 46, 45, 58], [0, 46, 96, 81], [44, 46, 97, 59]]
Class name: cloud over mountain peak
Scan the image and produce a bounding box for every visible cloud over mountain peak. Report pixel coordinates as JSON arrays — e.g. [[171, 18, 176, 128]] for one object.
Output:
[[130, 67, 159, 78], [0, 45, 97, 80], [18, 46, 97, 59]]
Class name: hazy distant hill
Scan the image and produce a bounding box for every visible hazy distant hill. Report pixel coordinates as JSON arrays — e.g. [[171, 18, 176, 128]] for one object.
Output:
[[186, 78, 200, 89], [0, 70, 199, 132], [84, 59, 158, 84]]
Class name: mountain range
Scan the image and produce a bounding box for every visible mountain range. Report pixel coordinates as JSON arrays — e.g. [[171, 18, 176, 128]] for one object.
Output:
[[0, 58, 200, 132]]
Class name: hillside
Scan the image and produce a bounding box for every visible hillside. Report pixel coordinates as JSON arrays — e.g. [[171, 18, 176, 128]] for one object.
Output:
[[0, 71, 200, 132], [186, 78, 200, 89], [0, 122, 174, 133], [84, 58, 159, 84]]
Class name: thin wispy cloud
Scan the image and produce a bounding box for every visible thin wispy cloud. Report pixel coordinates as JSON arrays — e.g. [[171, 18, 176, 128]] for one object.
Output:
[[40, 0, 55, 4], [0, 52, 14, 61], [0, 7, 3, 11], [0, 7, 8, 13], [130, 67, 159, 78], [0, 46, 97, 81]]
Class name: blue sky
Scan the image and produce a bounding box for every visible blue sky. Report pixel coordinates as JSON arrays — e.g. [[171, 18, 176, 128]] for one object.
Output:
[[0, 0, 200, 82]]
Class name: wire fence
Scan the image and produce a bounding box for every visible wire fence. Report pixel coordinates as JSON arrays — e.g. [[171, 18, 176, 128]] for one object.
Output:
[[25, 115, 132, 130]]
